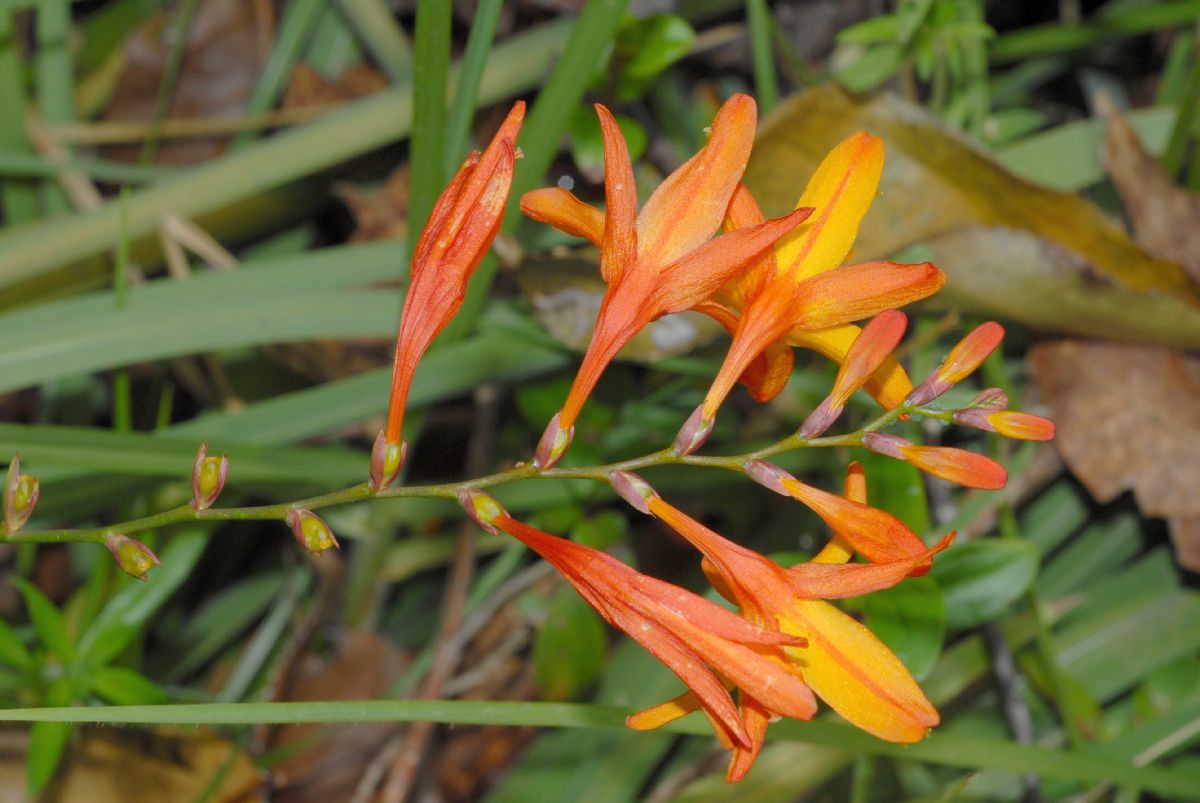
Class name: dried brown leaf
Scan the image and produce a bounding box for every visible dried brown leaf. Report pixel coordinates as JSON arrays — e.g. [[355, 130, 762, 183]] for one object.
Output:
[[1029, 341, 1200, 570]]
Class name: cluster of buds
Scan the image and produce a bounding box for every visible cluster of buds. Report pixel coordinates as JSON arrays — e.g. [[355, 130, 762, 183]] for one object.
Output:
[[363, 92, 1058, 780]]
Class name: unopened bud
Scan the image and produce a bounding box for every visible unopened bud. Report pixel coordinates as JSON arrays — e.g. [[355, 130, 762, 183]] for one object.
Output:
[[4, 454, 39, 534], [898, 444, 1007, 490], [906, 322, 1004, 406], [459, 489, 508, 534], [287, 509, 338, 555], [798, 397, 842, 439], [744, 460, 796, 496], [369, 431, 406, 491], [191, 442, 228, 512], [954, 409, 1055, 441], [860, 431, 910, 460], [534, 412, 573, 469], [969, 388, 1008, 411], [673, 405, 714, 456], [105, 533, 161, 581], [609, 471, 657, 514]]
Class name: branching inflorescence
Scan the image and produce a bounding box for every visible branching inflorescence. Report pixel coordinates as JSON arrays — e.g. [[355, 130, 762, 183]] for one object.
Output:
[[4, 93, 1054, 782]]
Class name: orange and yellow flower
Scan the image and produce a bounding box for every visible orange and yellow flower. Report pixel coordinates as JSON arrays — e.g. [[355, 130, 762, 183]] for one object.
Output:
[[614, 467, 950, 781], [372, 102, 525, 490], [677, 132, 946, 454], [460, 489, 818, 749], [521, 94, 811, 467]]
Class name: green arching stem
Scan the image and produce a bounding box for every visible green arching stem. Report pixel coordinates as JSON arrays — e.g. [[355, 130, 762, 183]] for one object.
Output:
[[7, 402, 934, 547]]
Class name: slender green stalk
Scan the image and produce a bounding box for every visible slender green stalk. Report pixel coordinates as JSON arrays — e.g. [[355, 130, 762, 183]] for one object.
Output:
[[0, 8, 37, 222], [991, 1, 1200, 63], [112, 190, 133, 433], [334, 0, 413, 83], [34, 0, 73, 214], [0, 19, 573, 294], [443, 0, 504, 175], [407, 0, 452, 263], [139, 0, 198, 167], [1163, 47, 1200, 179], [232, 0, 325, 150], [746, 0, 778, 114], [0, 151, 176, 183]]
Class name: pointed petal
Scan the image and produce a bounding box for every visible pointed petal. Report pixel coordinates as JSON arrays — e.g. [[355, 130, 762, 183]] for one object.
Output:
[[782, 600, 938, 743], [938, 321, 1004, 385], [810, 462, 864, 564], [828, 310, 907, 408], [792, 261, 945, 331], [788, 324, 912, 410], [693, 301, 794, 405], [654, 208, 812, 315], [638, 94, 757, 268], [596, 104, 638, 283], [627, 689, 704, 731], [775, 131, 885, 281], [717, 183, 774, 308], [520, 187, 604, 247], [788, 532, 955, 598], [780, 478, 930, 567], [726, 694, 772, 782]]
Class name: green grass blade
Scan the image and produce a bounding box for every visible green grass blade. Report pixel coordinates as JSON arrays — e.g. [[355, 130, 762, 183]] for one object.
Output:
[[746, 0, 778, 113], [0, 151, 176, 183], [406, 0, 452, 259], [0, 19, 573, 296], [0, 9, 37, 223], [34, 0, 73, 215], [443, 0, 504, 175], [1162, 52, 1200, 179], [232, 0, 325, 150], [1, 701, 1198, 796], [334, 0, 413, 83]]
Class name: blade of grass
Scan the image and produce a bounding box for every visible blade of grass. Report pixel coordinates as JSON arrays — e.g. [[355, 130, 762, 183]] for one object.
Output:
[[34, 0, 73, 214], [2, 701, 1198, 796], [0, 151, 177, 183], [444, 0, 631, 342], [0, 18, 573, 295], [1161, 48, 1200, 179], [406, 0, 451, 261], [0, 8, 37, 223], [334, 0, 412, 83], [138, 0, 197, 166], [746, 0, 778, 114], [442, 0, 503, 176], [991, 0, 1200, 63], [232, 0, 324, 150], [306, 4, 361, 76]]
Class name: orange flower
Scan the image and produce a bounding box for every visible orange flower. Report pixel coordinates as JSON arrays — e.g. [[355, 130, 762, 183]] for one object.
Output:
[[371, 102, 525, 490], [953, 409, 1056, 441], [861, 432, 1008, 490], [906, 321, 1005, 406], [614, 469, 950, 781], [460, 489, 817, 749], [522, 94, 811, 467], [676, 133, 946, 454]]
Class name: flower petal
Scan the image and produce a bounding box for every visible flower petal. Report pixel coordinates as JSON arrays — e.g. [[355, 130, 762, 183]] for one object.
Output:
[[828, 310, 907, 408], [726, 693, 772, 782], [810, 462, 864, 564], [716, 183, 775, 308], [637, 94, 757, 268], [520, 187, 604, 247], [775, 131, 884, 282], [693, 301, 794, 404], [787, 532, 955, 599], [782, 600, 938, 743], [627, 689, 704, 731], [898, 444, 1008, 490], [792, 261, 945, 331], [596, 104, 638, 283]]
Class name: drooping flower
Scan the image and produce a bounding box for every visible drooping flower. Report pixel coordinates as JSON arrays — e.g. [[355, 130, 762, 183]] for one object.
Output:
[[676, 133, 946, 454], [372, 102, 526, 490], [522, 94, 812, 467], [460, 489, 818, 749], [614, 469, 950, 780]]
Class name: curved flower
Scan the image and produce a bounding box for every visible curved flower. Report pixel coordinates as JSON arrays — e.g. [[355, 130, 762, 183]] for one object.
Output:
[[522, 94, 812, 467], [676, 133, 946, 454], [372, 102, 525, 490], [460, 489, 817, 749], [619, 467, 950, 781]]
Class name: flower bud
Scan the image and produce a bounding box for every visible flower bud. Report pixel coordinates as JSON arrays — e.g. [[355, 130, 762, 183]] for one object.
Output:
[[954, 409, 1055, 441], [744, 460, 797, 496], [969, 388, 1008, 411], [287, 509, 338, 555], [459, 489, 508, 534], [534, 411, 573, 469], [4, 454, 39, 534], [105, 533, 161, 581], [798, 397, 841, 440], [906, 322, 1004, 406], [860, 431, 909, 460], [191, 442, 228, 512], [673, 405, 714, 456], [369, 431, 406, 491], [609, 471, 658, 514], [899, 444, 1007, 489]]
